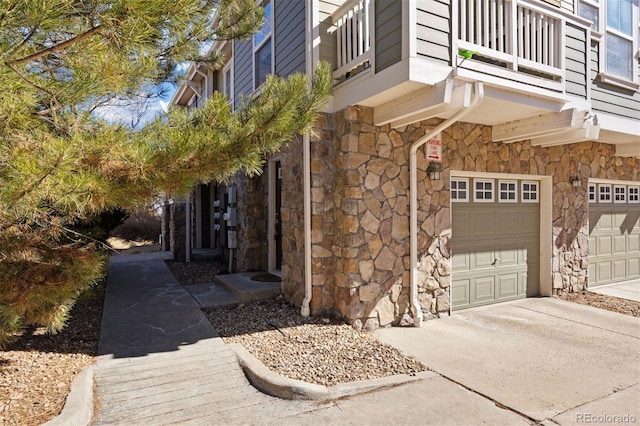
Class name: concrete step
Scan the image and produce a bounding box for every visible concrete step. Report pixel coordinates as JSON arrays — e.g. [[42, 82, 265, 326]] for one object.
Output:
[[213, 272, 281, 303]]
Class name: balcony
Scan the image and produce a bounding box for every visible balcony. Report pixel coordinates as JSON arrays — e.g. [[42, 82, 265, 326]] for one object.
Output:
[[332, 0, 574, 88]]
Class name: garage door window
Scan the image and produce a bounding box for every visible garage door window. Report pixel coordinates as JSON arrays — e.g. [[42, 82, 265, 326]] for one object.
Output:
[[474, 179, 494, 202], [499, 180, 518, 202], [521, 181, 539, 203], [451, 178, 469, 202], [588, 184, 597, 203], [614, 185, 626, 203], [628, 186, 639, 203], [599, 184, 612, 203]]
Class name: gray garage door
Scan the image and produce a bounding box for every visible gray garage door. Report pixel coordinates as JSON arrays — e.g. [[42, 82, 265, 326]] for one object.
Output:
[[451, 178, 540, 310], [588, 184, 640, 286]]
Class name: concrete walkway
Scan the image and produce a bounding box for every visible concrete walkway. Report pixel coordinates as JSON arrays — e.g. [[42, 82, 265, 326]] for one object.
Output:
[[375, 298, 640, 425], [590, 279, 640, 302], [90, 252, 531, 425]]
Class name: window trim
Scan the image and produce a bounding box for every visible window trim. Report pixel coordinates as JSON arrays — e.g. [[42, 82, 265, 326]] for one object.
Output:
[[498, 179, 518, 203], [588, 183, 597, 203], [598, 183, 612, 203], [577, 0, 640, 89], [521, 180, 540, 203], [473, 179, 495, 203], [613, 185, 627, 203], [253, 0, 274, 91], [451, 177, 470, 202], [222, 59, 234, 106], [629, 185, 640, 203]]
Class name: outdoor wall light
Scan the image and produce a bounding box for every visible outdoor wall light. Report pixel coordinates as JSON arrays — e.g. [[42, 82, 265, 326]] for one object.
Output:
[[570, 175, 581, 187], [427, 163, 441, 180]]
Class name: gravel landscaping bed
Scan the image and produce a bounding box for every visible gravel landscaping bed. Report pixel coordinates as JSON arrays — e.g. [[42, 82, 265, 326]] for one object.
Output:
[[204, 297, 426, 386], [557, 290, 640, 317], [0, 283, 104, 426]]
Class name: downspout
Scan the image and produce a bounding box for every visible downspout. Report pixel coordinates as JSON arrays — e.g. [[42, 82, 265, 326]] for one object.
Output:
[[301, 0, 318, 318], [409, 81, 484, 326], [301, 134, 312, 317]]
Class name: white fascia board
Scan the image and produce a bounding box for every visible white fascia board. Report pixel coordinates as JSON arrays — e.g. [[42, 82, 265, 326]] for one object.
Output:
[[453, 67, 571, 103], [374, 79, 452, 126], [596, 113, 640, 137], [530, 122, 600, 147], [331, 60, 411, 111]]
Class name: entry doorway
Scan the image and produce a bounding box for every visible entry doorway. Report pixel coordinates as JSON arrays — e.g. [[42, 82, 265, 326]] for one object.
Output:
[[269, 158, 283, 273]]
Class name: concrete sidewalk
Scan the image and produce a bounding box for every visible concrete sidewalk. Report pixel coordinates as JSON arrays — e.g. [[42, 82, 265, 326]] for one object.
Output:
[[81, 252, 531, 425], [590, 279, 640, 302], [375, 298, 640, 425]]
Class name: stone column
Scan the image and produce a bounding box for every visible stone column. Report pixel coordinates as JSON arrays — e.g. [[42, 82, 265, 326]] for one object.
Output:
[[170, 202, 187, 262]]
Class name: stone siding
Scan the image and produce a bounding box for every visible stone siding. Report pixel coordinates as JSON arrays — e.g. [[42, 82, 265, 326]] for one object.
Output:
[[310, 106, 639, 328]]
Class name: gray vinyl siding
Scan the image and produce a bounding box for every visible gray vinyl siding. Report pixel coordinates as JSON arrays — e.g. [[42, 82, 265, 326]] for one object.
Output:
[[319, 0, 341, 70], [416, 0, 452, 66], [589, 41, 640, 120], [560, 0, 573, 13], [275, 0, 306, 77], [375, 0, 402, 72], [233, 39, 253, 110], [564, 24, 587, 99]]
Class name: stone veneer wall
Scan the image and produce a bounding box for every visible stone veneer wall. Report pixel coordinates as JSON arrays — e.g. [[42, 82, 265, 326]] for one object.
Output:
[[279, 136, 308, 306], [310, 106, 639, 329], [230, 173, 267, 272]]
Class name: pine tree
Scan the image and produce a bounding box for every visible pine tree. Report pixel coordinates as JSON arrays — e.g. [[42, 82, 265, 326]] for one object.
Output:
[[0, 0, 331, 347]]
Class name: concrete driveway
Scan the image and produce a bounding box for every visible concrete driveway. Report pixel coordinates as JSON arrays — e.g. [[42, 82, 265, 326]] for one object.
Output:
[[591, 279, 640, 302], [375, 298, 640, 425]]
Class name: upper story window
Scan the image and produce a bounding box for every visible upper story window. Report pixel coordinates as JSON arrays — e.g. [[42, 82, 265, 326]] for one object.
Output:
[[222, 60, 233, 105], [253, 1, 273, 90], [577, 0, 639, 87]]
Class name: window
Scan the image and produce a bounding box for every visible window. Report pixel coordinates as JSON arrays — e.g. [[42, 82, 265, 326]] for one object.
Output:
[[222, 61, 233, 104], [451, 178, 469, 202], [499, 180, 518, 202], [253, 1, 273, 89], [474, 179, 494, 202], [629, 185, 640, 203], [521, 181, 539, 203], [599, 184, 612, 202], [578, 0, 638, 86], [588, 184, 597, 203], [614, 185, 627, 202]]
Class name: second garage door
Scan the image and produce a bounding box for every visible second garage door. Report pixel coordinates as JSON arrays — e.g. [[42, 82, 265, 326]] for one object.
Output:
[[451, 177, 540, 310], [588, 182, 640, 286]]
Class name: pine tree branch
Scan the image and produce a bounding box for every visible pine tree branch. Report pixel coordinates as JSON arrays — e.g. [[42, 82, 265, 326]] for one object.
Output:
[[7, 25, 102, 66]]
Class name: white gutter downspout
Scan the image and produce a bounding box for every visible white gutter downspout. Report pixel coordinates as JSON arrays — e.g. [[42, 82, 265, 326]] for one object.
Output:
[[301, 134, 312, 317], [409, 81, 484, 326], [301, 0, 318, 318]]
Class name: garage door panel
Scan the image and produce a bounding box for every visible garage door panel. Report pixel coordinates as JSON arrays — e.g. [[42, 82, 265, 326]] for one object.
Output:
[[474, 248, 497, 269], [613, 235, 627, 254], [454, 211, 471, 237], [596, 261, 612, 282], [496, 211, 518, 235], [472, 212, 496, 236], [612, 260, 627, 280], [518, 211, 539, 234], [452, 279, 471, 307], [628, 258, 639, 276], [471, 276, 495, 304], [498, 247, 518, 266], [597, 236, 612, 255], [452, 250, 471, 271], [497, 273, 518, 298], [629, 233, 640, 252]]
